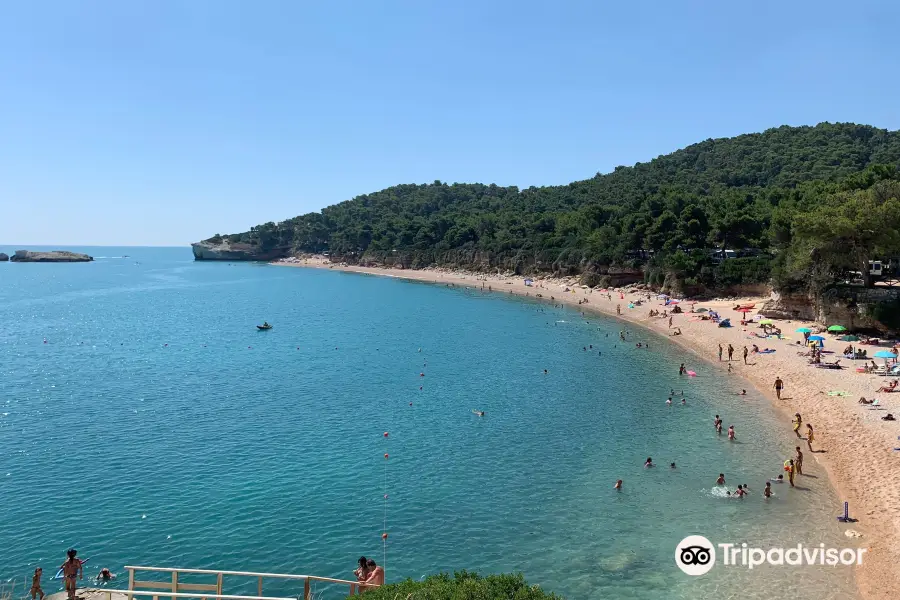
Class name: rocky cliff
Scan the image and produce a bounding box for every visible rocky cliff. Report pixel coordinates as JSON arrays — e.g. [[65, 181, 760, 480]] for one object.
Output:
[[0, 253, 8, 261], [191, 241, 288, 261], [10, 250, 93, 262], [760, 287, 900, 332]]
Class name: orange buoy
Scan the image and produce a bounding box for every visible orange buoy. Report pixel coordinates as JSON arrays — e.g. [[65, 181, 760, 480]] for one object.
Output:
[[382, 532, 388, 540]]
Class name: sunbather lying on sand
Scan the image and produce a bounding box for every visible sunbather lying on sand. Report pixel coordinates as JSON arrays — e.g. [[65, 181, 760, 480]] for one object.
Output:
[[876, 380, 899, 393]]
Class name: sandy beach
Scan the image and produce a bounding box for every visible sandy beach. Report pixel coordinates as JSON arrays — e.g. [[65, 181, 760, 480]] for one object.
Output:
[[275, 256, 900, 599]]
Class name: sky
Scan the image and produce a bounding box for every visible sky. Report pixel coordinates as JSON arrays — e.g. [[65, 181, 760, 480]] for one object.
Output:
[[1, 1, 899, 246]]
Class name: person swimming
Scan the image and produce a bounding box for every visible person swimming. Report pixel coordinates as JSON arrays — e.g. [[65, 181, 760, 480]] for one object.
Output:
[[614, 479, 622, 490], [96, 569, 115, 583], [728, 425, 735, 440], [644, 457, 654, 468], [764, 482, 773, 498], [472, 410, 485, 416], [666, 397, 672, 405], [739, 389, 747, 395], [670, 462, 676, 469], [681, 398, 686, 405], [716, 473, 726, 485], [772, 474, 785, 483]]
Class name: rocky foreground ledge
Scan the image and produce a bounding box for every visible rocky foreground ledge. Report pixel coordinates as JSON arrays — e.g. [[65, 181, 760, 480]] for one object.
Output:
[[191, 240, 287, 261], [9, 250, 93, 262]]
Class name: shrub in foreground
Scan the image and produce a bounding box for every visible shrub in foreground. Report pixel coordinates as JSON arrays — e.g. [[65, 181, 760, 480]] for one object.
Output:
[[349, 571, 563, 600]]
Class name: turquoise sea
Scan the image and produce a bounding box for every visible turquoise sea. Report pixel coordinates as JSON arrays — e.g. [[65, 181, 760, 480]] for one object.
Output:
[[0, 247, 858, 599]]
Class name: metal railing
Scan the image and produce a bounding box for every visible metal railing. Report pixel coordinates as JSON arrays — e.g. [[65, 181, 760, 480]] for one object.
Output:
[[124, 565, 376, 599]]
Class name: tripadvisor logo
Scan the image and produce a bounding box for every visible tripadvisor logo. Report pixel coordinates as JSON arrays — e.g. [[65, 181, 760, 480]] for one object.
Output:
[[675, 536, 867, 575]]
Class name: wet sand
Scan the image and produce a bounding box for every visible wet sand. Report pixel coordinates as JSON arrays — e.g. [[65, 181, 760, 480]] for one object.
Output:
[[274, 257, 900, 599]]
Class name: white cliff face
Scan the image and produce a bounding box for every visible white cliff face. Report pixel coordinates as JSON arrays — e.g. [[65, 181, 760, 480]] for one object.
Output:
[[191, 241, 286, 261]]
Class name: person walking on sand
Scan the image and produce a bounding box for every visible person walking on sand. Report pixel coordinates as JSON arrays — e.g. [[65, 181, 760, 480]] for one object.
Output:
[[773, 376, 784, 400], [727, 344, 734, 361], [795, 446, 804, 475], [792, 413, 802, 438], [742, 346, 749, 364], [806, 424, 815, 452], [669, 316, 673, 328], [787, 459, 795, 487], [60, 549, 82, 600], [718, 344, 723, 361]]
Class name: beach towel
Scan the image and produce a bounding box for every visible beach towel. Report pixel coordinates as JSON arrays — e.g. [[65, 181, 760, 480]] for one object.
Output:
[[759, 349, 776, 354], [827, 391, 849, 396]]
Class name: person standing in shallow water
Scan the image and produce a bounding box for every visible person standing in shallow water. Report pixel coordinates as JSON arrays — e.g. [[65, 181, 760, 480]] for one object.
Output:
[[795, 446, 804, 475], [718, 344, 723, 361], [679, 363, 686, 375], [806, 424, 815, 452], [743, 346, 749, 364]]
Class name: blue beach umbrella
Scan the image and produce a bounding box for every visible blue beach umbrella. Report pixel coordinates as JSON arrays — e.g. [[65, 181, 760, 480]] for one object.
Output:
[[795, 327, 812, 333], [808, 335, 825, 341], [874, 351, 897, 359]]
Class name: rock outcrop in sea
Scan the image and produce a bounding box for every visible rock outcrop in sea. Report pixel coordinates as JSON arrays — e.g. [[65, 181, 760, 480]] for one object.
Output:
[[191, 240, 287, 261], [0, 252, 8, 261], [10, 250, 93, 262]]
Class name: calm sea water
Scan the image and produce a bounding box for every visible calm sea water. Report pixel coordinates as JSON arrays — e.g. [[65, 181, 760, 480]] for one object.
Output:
[[0, 247, 857, 599]]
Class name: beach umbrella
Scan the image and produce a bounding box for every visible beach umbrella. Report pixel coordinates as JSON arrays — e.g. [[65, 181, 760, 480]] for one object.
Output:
[[808, 335, 825, 341], [695, 308, 708, 313], [874, 351, 897, 359], [840, 335, 860, 342], [827, 325, 847, 333], [759, 319, 773, 325], [795, 327, 812, 333], [736, 307, 753, 313]]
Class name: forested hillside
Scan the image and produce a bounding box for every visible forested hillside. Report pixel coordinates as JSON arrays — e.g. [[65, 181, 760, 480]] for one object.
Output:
[[204, 123, 900, 292]]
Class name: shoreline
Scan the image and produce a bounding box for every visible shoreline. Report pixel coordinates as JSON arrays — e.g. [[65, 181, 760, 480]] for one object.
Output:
[[274, 258, 900, 599]]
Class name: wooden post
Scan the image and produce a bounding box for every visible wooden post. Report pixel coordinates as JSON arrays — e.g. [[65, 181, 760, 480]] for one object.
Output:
[[128, 569, 135, 591], [256, 577, 262, 597], [303, 579, 310, 600], [172, 572, 179, 594], [216, 573, 223, 597]]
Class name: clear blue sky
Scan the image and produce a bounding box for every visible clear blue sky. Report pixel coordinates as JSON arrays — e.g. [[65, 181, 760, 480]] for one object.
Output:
[[1, 1, 898, 246]]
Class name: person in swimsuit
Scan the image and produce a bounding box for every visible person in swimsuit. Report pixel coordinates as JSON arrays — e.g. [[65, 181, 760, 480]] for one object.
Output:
[[716, 473, 726, 485], [728, 425, 735, 440], [363, 559, 384, 589], [742, 346, 748, 364], [681, 398, 686, 405], [774, 376, 784, 400], [792, 413, 802, 438], [666, 398, 672, 405], [787, 459, 795, 487], [679, 363, 686, 375], [670, 462, 676, 469], [734, 485, 746, 497], [96, 569, 115, 583], [772, 474, 785, 483], [718, 344, 723, 361], [614, 479, 622, 490], [795, 447, 803, 475], [714, 415, 722, 434], [727, 344, 734, 361], [60, 549, 82, 600], [353, 556, 370, 584], [806, 424, 815, 452], [30, 568, 44, 600], [764, 482, 772, 498], [644, 457, 654, 468]]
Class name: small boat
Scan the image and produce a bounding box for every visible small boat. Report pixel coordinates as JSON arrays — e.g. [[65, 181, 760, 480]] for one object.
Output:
[[257, 324, 272, 330]]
